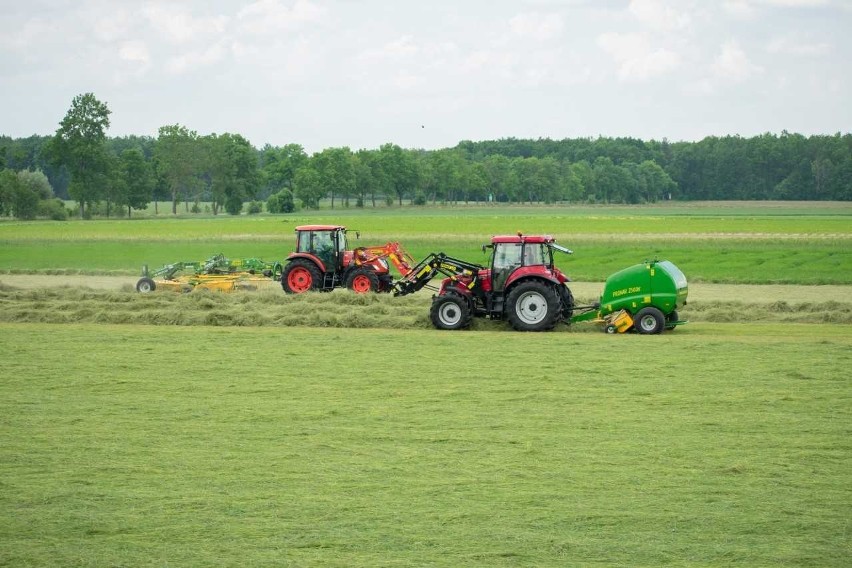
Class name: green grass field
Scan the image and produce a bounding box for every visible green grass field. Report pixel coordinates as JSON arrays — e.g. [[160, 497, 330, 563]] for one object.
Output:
[[1, 202, 851, 566], [2, 202, 851, 283], [1, 323, 850, 566]]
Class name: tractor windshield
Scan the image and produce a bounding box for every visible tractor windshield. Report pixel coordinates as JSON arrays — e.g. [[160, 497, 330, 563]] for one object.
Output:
[[523, 243, 550, 266]]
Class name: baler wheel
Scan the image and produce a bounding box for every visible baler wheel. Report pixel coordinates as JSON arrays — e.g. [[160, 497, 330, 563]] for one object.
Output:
[[430, 294, 471, 330], [506, 281, 562, 332], [281, 259, 321, 294], [634, 306, 665, 334]]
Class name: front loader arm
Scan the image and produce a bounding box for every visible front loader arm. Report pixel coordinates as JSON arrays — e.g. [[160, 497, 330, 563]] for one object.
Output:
[[392, 253, 484, 296], [353, 242, 417, 277]]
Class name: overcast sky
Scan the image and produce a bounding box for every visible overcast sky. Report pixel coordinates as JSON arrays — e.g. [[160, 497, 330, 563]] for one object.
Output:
[[2, 0, 850, 153]]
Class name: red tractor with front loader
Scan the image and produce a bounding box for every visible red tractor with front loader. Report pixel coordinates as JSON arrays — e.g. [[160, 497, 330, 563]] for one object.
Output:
[[281, 225, 416, 294], [393, 232, 688, 333], [393, 233, 576, 331]]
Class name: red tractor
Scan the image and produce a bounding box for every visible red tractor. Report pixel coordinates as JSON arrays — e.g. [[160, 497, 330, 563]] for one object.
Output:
[[281, 225, 416, 294], [393, 233, 575, 331]]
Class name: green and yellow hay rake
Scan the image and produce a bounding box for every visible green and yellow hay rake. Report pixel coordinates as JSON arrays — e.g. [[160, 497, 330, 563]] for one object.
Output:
[[136, 254, 283, 293]]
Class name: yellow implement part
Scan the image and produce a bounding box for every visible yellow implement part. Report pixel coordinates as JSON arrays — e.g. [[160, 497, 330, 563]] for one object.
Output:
[[603, 309, 634, 334], [153, 272, 277, 293]]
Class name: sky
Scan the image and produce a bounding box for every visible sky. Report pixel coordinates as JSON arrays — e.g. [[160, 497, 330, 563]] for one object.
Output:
[[1, 0, 850, 153]]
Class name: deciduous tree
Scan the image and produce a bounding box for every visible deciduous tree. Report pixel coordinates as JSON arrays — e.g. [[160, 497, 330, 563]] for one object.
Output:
[[46, 93, 111, 217], [154, 125, 202, 214], [118, 148, 153, 217]]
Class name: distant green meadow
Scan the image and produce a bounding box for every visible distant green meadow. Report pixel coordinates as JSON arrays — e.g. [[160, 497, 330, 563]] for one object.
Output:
[[1, 202, 851, 283]]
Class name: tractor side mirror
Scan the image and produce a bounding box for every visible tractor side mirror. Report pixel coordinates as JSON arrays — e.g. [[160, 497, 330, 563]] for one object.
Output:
[[355, 231, 361, 240], [481, 244, 492, 253]]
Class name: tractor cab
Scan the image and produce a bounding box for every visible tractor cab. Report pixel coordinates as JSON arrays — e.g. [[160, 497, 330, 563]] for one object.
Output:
[[293, 225, 348, 272], [486, 234, 571, 292]]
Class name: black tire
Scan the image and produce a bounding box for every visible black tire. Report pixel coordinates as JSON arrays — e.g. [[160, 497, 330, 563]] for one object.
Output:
[[505, 280, 562, 332], [136, 277, 156, 293], [281, 259, 322, 294], [634, 306, 665, 334], [559, 285, 575, 320], [430, 294, 472, 330], [665, 310, 679, 330], [345, 267, 381, 293]]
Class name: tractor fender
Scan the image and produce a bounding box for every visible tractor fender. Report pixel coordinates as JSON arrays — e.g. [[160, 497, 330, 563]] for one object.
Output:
[[438, 278, 475, 300], [286, 253, 326, 273], [504, 267, 561, 291]]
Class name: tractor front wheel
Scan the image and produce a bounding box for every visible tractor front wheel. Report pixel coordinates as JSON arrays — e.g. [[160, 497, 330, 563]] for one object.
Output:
[[136, 277, 156, 293], [430, 294, 472, 330], [634, 306, 665, 334], [345, 268, 380, 294], [506, 281, 562, 332], [281, 259, 321, 294]]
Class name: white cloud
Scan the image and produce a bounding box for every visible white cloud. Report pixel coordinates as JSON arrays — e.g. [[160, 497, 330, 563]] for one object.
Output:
[[628, 0, 692, 31], [598, 32, 681, 81], [392, 72, 426, 91], [119, 41, 151, 66], [384, 36, 420, 59], [767, 33, 830, 55], [93, 11, 134, 43], [508, 12, 564, 41], [142, 4, 228, 44], [1, 17, 57, 50], [722, 1, 757, 19], [461, 49, 520, 80], [237, 0, 327, 35], [723, 0, 831, 19], [166, 41, 227, 75], [712, 40, 763, 81], [757, 0, 829, 6]]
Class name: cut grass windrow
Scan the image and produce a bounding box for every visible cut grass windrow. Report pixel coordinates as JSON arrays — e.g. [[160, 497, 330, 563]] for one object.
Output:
[[1, 287, 850, 328]]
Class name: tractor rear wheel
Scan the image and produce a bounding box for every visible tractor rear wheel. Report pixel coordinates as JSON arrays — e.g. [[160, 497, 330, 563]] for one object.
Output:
[[136, 277, 156, 293], [559, 285, 575, 320], [281, 259, 321, 294], [634, 306, 665, 334], [345, 268, 380, 294], [430, 294, 471, 330], [506, 280, 562, 331]]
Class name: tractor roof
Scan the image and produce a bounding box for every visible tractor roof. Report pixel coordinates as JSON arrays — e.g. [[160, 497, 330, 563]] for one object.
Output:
[[295, 225, 346, 232], [491, 234, 555, 245]]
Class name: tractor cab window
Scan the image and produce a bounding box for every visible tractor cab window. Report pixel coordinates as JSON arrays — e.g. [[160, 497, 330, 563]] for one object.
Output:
[[523, 243, 550, 267], [336, 230, 347, 253], [312, 231, 335, 268], [297, 230, 311, 253], [492, 243, 522, 292]]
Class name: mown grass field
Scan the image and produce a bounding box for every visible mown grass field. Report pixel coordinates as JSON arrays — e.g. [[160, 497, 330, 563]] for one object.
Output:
[[2, 202, 851, 283], [1, 201, 851, 566], [1, 323, 850, 566]]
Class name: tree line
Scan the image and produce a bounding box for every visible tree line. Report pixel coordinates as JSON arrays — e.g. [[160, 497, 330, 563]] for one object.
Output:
[[1, 93, 849, 220]]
